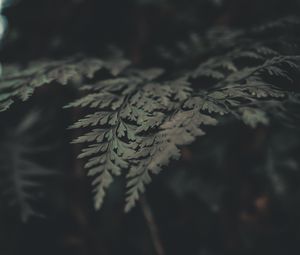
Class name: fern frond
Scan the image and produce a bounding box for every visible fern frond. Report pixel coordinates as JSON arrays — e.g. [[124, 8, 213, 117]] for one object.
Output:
[[0, 55, 130, 112], [0, 110, 57, 222], [68, 69, 204, 211], [125, 110, 217, 211], [67, 16, 300, 211], [190, 59, 300, 126]]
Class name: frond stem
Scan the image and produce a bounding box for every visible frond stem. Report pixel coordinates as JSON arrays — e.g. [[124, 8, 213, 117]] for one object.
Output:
[[140, 195, 166, 255]]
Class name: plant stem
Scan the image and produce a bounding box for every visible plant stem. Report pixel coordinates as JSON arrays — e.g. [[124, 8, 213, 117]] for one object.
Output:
[[140, 196, 166, 255]]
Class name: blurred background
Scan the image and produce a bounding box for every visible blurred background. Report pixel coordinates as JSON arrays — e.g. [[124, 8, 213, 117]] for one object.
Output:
[[1, 0, 300, 255]]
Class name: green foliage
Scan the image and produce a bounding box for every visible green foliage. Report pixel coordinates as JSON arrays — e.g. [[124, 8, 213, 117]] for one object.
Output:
[[0, 17, 300, 213]]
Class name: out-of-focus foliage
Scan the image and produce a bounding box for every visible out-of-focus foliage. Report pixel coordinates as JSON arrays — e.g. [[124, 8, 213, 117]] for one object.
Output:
[[0, 110, 57, 222]]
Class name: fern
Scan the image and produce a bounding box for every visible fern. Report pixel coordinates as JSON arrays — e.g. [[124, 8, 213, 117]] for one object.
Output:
[[190, 55, 299, 107], [66, 69, 215, 211], [125, 109, 217, 211], [0, 17, 300, 213], [0, 110, 56, 222], [0, 54, 130, 111], [66, 19, 300, 211], [68, 56, 300, 211]]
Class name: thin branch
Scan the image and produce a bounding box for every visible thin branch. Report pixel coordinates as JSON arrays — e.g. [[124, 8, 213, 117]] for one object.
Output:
[[140, 195, 166, 255]]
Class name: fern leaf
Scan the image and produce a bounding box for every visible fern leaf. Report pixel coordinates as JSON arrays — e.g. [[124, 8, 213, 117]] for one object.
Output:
[[0, 110, 56, 222], [68, 70, 210, 211], [125, 110, 217, 211], [0, 55, 130, 112]]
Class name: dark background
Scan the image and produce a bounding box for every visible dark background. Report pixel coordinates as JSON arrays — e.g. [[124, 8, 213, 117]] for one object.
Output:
[[1, 1, 300, 255]]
